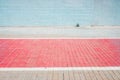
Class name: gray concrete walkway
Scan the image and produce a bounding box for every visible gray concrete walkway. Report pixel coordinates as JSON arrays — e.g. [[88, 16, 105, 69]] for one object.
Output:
[[0, 70, 120, 80], [0, 26, 120, 38]]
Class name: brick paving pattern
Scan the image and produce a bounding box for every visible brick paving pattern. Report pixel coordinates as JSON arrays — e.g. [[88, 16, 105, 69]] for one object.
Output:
[[0, 39, 120, 67]]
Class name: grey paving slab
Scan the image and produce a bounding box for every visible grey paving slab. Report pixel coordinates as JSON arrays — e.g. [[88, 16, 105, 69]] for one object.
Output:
[[0, 70, 120, 80], [0, 26, 120, 38]]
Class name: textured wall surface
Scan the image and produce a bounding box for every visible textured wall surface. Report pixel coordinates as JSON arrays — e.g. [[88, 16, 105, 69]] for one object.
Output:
[[0, 0, 120, 26]]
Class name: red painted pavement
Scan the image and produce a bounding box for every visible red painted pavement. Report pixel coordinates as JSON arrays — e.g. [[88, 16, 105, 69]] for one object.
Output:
[[0, 39, 120, 67]]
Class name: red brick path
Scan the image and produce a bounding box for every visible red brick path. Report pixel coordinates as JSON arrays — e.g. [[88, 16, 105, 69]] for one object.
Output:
[[0, 39, 120, 67]]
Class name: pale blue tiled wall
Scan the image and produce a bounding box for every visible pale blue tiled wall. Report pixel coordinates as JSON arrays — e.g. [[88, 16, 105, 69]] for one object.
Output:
[[94, 0, 120, 25], [0, 0, 120, 26]]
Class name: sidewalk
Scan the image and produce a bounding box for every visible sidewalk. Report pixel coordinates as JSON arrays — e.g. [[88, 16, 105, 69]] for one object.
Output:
[[0, 70, 120, 80], [0, 39, 119, 67], [0, 27, 120, 80], [0, 26, 120, 38]]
